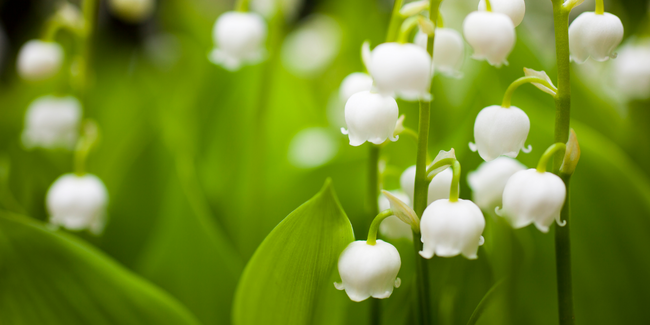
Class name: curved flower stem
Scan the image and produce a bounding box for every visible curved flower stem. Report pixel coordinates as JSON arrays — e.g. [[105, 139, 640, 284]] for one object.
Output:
[[425, 157, 455, 177], [536, 143, 566, 173], [367, 209, 394, 245], [74, 121, 98, 176], [485, 0, 493, 12], [235, 0, 251, 12], [448, 160, 461, 202], [551, 2, 575, 324], [386, 0, 405, 42], [398, 16, 422, 43], [502, 76, 556, 108], [595, 0, 604, 15]]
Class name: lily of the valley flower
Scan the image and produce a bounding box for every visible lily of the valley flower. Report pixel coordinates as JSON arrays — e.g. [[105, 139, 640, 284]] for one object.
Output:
[[379, 190, 414, 241], [46, 173, 109, 235], [17, 40, 64, 81], [335, 240, 401, 302], [498, 169, 566, 232], [341, 91, 399, 146], [612, 39, 650, 100], [568, 12, 623, 64], [365, 42, 432, 101], [339, 72, 373, 102], [108, 0, 154, 22], [22, 95, 81, 150], [463, 11, 515, 67], [467, 156, 526, 211], [400, 165, 454, 205], [471, 105, 531, 161], [415, 28, 464, 78], [420, 199, 485, 259], [478, 0, 525, 27], [209, 11, 267, 71]]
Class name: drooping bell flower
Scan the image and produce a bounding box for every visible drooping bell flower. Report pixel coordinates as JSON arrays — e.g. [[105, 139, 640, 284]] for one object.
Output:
[[498, 169, 566, 232], [339, 72, 373, 103], [46, 173, 109, 235], [209, 11, 267, 71], [414, 28, 464, 78], [365, 42, 432, 101], [568, 12, 623, 64], [419, 199, 485, 259], [471, 105, 531, 161], [399, 165, 455, 205], [378, 190, 413, 241], [463, 11, 515, 67], [17, 40, 64, 81], [334, 240, 401, 302], [612, 40, 650, 100], [341, 91, 399, 146], [22, 95, 81, 150], [467, 156, 526, 211], [478, 0, 525, 27], [108, 0, 154, 22]]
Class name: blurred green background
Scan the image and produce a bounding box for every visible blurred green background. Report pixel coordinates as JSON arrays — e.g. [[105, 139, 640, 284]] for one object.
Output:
[[0, 0, 649, 324]]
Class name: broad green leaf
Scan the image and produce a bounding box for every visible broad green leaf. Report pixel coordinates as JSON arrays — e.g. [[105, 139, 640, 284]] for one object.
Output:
[[232, 179, 355, 325], [0, 212, 201, 325]]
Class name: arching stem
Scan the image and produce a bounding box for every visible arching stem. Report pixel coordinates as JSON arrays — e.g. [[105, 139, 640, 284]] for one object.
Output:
[[595, 0, 604, 15], [448, 160, 461, 202], [536, 143, 566, 173], [367, 210, 394, 245], [502, 76, 557, 108]]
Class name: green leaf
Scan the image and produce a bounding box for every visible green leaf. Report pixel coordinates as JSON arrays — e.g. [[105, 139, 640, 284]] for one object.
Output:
[[0, 212, 201, 325], [232, 179, 355, 325]]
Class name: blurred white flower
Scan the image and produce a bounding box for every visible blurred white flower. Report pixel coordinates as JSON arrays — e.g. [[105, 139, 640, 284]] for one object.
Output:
[[612, 40, 650, 100], [478, 0, 526, 27], [498, 169, 566, 233], [335, 240, 401, 302], [341, 91, 399, 146], [463, 11, 515, 67], [415, 28, 464, 78], [400, 165, 455, 205], [419, 199, 485, 259], [467, 156, 526, 211], [209, 11, 267, 71], [17, 40, 63, 81], [339, 72, 373, 102], [366, 42, 432, 101], [287, 127, 338, 168], [569, 12, 623, 64], [378, 190, 413, 240], [108, 0, 154, 23], [471, 105, 531, 161], [22, 95, 81, 150], [281, 15, 341, 78], [46, 173, 109, 235]]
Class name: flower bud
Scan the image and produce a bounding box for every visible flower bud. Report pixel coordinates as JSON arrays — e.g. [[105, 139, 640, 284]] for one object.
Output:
[[415, 28, 464, 78], [471, 105, 531, 162], [334, 240, 401, 302], [467, 156, 526, 211], [366, 42, 432, 101], [498, 169, 566, 233], [108, 0, 154, 23], [21, 95, 81, 150], [612, 40, 650, 100], [478, 0, 525, 27], [379, 191, 413, 240], [341, 91, 399, 146], [17, 40, 64, 81], [209, 11, 267, 71], [463, 11, 515, 67], [339, 72, 373, 102], [46, 173, 109, 235], [419, 199, 485, 259], [400, 165, 455, 205], [568, 12, 623, 64]]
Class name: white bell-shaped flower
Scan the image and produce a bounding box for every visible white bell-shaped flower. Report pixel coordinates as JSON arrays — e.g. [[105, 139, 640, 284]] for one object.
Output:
[[612, 40, 650, 100], [471, 105, 531, 162], [22, 95, 81, 150], [334, 240, 401, 302], [108, 0, 155, 22], [341, 91, 399, 146], [339, 72, 373, 102], [378, 191, 413, 240], [400, 165, 455, 205], [478, 0, 526, 27], [46, 173, 109, 235], [419, 199, 485, 259], [415, 28, 464, 78], [17, 40, 64, 81], [467, 156, 526, 211], [366, 42, 432, 101], [498, 169, 566, 233], [463, 11, 515, 67], [209, 11, 267, 71], [568, 12, 623, 64]]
